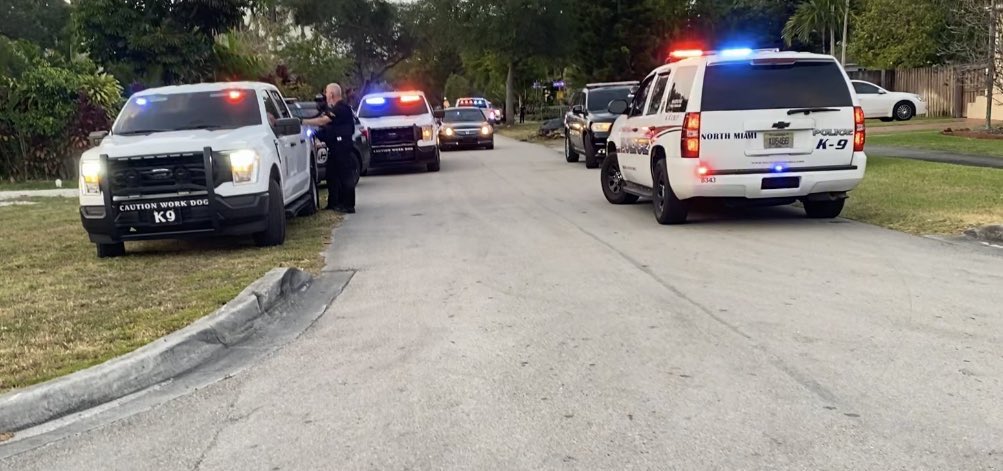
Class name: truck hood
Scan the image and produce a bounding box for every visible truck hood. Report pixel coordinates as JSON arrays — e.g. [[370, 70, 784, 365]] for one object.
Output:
[[94, 127, 269, 158], [589, 112, 618, 123], [359, 115, 435, 129]]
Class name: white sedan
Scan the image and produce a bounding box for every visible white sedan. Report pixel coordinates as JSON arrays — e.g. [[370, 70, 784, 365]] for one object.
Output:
[[852, 80, 927, 121]]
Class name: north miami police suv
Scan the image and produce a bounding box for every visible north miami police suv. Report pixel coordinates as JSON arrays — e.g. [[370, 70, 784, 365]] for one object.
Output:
[[79, 82, 319, 258], [600, 48, 867, 224]]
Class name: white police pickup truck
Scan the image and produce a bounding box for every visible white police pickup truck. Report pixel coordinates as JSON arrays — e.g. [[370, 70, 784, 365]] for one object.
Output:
[[79, 82, 319, 257], [601, 48, 867, 224], [357, 91, 442, 172]]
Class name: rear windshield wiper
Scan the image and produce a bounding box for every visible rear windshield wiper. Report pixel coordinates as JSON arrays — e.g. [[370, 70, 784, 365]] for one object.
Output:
[[787, 107, 840, 115]]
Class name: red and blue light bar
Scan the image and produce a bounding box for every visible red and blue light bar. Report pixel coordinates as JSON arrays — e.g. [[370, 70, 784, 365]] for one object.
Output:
[[667, 47, 780, 63]]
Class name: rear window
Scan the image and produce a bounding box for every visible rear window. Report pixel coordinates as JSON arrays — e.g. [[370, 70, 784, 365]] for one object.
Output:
[[442, 109, 487, 122], [358, 96, 431, 119], [701, 61, 852, 111], [113, 90, 261, 135], [586, 87, 631, 112]]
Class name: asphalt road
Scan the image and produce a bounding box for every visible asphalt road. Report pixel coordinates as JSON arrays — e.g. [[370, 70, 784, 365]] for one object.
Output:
[[4, 137, 1003, 470]]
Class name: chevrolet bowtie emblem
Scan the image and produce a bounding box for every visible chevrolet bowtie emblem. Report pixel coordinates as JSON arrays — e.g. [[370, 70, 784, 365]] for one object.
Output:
[[772, 121, 791, 129]]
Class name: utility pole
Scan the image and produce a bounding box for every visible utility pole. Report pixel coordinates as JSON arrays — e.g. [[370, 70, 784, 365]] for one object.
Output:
[[988, 0, 997, 129], [841, 0, 850, 65]]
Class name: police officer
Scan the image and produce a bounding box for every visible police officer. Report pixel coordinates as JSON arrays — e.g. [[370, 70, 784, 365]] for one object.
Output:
[[305, 83, 357, 213]]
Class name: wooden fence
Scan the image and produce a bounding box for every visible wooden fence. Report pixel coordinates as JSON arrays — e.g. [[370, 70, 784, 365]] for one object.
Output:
[[849, 66, 985, 117]]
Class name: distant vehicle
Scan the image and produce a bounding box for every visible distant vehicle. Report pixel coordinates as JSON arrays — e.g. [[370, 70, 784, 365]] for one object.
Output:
[[286, 97, 371, 185], [602, 48, 867, 224], [455, 97, 502, 124], [80, 82, 317, 257], [438, 107, 495, 150], [851, 80, 927, 121], [357, 91, 442, 172], [565, 81, 638, 169]]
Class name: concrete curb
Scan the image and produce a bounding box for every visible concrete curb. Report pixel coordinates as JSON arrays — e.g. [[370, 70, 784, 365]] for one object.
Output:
[[0, 267, 312, 433], [964, 225, 1003, 244]]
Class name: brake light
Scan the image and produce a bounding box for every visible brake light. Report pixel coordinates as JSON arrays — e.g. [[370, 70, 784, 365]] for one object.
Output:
[[853, 106, 865, 151], [400, 95, 421, 103], [361, 127, 370, 140], [682, 112, 700, 158], [697, 165, 710, 176]]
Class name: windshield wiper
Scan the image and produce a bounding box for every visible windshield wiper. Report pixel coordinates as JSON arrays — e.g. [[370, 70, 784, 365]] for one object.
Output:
[[116, 129, 170, 136], [787, 107, 840, 115], [174, 124, 226, 131]]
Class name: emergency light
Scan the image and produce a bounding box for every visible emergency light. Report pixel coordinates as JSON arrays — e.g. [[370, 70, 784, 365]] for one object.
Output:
[[400, 95, 422, 103], [666, 48, 780, 63], [365, 97, 387, 106]]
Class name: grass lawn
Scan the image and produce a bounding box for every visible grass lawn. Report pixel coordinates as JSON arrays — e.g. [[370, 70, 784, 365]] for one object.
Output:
[[868, 131, 1003, 157], [495, 122, 561, 144], [0, 197, 339, 392], [0, 180, 78, 191], [843, 156, 1003, 234], [866, 117, 960, 128]]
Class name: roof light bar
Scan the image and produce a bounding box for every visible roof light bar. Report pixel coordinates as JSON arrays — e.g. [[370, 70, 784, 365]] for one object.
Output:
[[666, 48, 781, 63], [365, 97, 387, 105], [400, 95, 422, 103]]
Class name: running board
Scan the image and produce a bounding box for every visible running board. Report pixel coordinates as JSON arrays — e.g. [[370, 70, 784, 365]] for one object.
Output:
[[623, 182, 652, 198], [285, 191, 313, 217]]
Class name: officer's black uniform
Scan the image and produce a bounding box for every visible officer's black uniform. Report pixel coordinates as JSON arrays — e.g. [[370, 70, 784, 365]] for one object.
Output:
[[317, 100, 357, 212]]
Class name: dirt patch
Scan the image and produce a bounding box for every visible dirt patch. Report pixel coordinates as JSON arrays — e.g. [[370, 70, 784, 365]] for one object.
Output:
[[941, 128, 1003, 140]]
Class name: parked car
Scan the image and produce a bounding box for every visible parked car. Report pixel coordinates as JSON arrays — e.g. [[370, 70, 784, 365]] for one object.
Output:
[[564, 81, 638, 168], [851, 80, 927, 121], [455, 97, 502, 124], [286, 97, 371, 185], [601, 48, 867, 224], [438, 107, 495, 150], [80, 82, 317, 257]]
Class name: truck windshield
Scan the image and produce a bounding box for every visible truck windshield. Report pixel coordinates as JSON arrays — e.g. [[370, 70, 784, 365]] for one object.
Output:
[[358, 96, 431, 119], [587, 87, 632, 112], [442, 109, 487, 122], [113, 89, 262, 135]]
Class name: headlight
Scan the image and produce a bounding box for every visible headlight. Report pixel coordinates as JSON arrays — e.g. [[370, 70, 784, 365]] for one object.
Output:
[[591, 122, 612, 133], [481, 125, 492, 135], [443, 127, 454, 136], [81, 160, 102, 194], [422, 126, 433, 141], [228, 150, 260, 184]]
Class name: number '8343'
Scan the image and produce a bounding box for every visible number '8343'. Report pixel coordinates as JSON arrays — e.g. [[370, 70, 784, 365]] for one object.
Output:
[[816, 139, 849, 150]]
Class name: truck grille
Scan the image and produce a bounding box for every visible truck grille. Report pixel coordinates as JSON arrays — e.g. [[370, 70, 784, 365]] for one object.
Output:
[[370, 126, 418, 147], [108, 152, 216, 198]]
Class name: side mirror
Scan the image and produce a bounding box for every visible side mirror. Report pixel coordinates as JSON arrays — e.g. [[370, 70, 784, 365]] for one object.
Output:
[[88, 130, 108, 146], [572, 104, 584, 115], [314, 94, 325, 106], [275, 117, 301, 136], [433, 109, 445, 119], [878, 89, 887, 95], [608, 99, 629, 115]]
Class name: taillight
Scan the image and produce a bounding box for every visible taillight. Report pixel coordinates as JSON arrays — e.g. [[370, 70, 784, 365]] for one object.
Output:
[[681, 112, 700, 158], [361, 127, 369, 140], [853, 106, 865, 151]]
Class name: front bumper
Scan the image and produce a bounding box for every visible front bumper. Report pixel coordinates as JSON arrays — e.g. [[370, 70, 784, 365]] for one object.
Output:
[[81, 192, 269, 244], [439, 133, 493, 147], [369, 144, 437, 168], [667, 153, 868, 200]]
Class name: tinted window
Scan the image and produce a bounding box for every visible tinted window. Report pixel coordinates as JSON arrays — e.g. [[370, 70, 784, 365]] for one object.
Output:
[[113, 90, 261, 135], [628, 78, 653, 117], [442, 109, 488, 122], [358, 96, 431, 118], [853, 82, 880, 94], [268, 91, 292, 119], [587, 87, 632, 112], [646, 75, 670, 115], [667, 67, 697, 113], [289, 102, 321, 119], [702, 61, 853, 111]]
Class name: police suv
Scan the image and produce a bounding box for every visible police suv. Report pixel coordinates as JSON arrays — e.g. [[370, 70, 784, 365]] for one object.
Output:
[[601, 48, 867, 224], [79, 82, 318, 257], [357, 91, 442, 172]]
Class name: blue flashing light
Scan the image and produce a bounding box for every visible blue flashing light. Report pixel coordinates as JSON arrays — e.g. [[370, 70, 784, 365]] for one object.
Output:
[[773, 164, 785, 173], [135, 97, 148, 106], [365, 97, 387, 106], [306, 128, 314, 137], [721, 48, 753, 57]]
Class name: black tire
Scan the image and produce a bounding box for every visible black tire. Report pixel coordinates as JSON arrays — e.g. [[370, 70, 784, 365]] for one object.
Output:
[[253, 177, 287, 247], [601, 153, 639, 205], [894, 101, 915, 121], [427, 149, 441, 172], [584, 136, 600, 169], [96, 242, 125, 258], [804, 198, 846, 219], [301, 161, 319, 216], [486, 141, 494, 150], [652, 159, 688, 225], [564, 131, 579, 163]]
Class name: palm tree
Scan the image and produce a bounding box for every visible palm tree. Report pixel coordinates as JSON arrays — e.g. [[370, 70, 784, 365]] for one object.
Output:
[[782, 0, 848, 58]]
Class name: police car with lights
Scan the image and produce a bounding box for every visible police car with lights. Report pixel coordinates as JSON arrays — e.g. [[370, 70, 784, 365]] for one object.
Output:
[[79, 82, 318, 258], [357, 91, 442, 172], [601, 47, 867, 224]]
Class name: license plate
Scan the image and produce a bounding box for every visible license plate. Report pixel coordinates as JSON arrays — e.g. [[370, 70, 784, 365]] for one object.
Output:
[[764, 132, 794, 149]]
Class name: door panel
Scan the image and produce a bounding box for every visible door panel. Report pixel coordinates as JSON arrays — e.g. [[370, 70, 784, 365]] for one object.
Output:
[[618, 75, 657, 183]]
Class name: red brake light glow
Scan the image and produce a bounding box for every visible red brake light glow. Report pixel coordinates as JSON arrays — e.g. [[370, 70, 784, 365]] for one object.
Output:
[[853, 106, 866, 151], [227, 90, 243, 102], [681, 112, 701, 158], [697, 165, 710, 176], [400, 95, 421, 103]]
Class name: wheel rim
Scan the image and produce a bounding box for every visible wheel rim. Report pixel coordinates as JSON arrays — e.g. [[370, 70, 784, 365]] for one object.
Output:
[[896, 105, 911, 119], [655, 176, 666, 212], [605, 164, 624, 193]]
